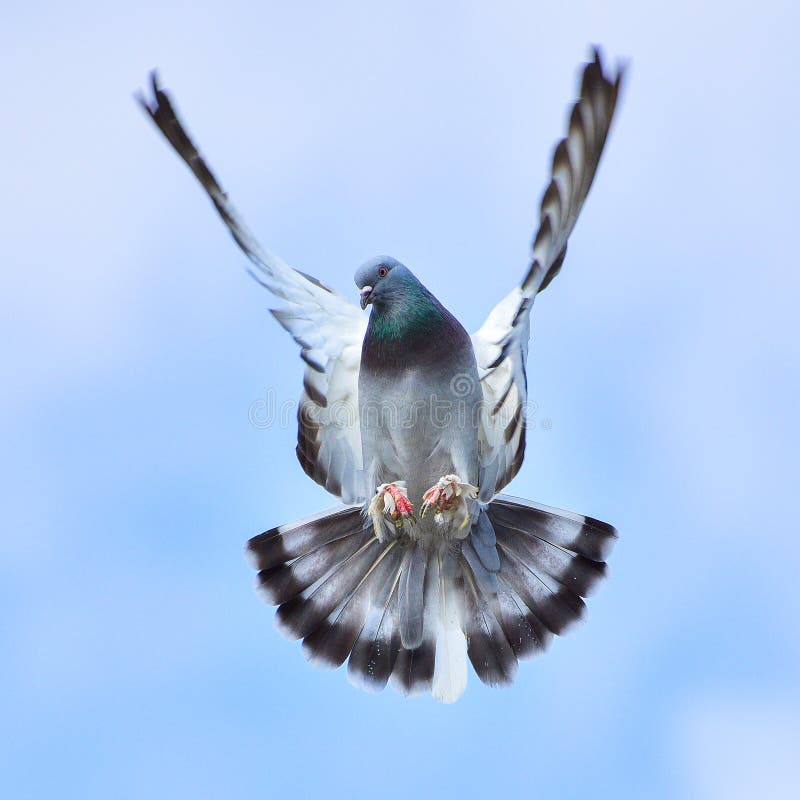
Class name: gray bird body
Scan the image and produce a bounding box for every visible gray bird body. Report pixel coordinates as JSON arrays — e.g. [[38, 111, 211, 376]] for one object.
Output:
[[139, 48, 624, 702], [357, 259, 481, 517], [355, 259, 484, 653], [359, 356, 480, 521]]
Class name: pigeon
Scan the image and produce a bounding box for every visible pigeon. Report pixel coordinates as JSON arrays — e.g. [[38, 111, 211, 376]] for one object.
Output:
[[138, 48, 623, 703]]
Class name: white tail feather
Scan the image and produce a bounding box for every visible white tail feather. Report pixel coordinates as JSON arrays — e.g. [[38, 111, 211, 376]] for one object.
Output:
[[432, 560, 467, 703]]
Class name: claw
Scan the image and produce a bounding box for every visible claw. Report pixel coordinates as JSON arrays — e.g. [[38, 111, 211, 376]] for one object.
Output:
[[368, 482, 416, 535], [420, 474, 478, 531]]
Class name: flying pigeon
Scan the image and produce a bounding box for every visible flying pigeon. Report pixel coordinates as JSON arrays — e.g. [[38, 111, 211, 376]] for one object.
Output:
[[138, 48, 623, 703]]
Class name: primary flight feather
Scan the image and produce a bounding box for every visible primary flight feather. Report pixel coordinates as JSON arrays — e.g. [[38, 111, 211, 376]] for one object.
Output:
[[138, 48, 622, 702]]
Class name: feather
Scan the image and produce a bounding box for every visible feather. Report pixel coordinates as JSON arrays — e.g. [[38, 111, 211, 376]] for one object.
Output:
[[497, 538, 586, 635], [398, 540, 427, 649], [275, 536, 382, 640], [488, 494, 617, 562], [302, 540, 401, 668], [245, 494, 615, 699], [489, 488, 618, 645], [247, 505, 365, 571], [469, 506, 501, 572], [472, 49, 625, 496], [391, 548, 439, 695], [391, 643, 436, 696], [459, 493, 616, 684], [255, 530, 367, 606], [495, 522, 607, 597], [432, 549, 468, 703], [137, 73, 367, 505], [496, 574, 552, 659], [461, 560, 518, 687], [347, 555, 404, 692]]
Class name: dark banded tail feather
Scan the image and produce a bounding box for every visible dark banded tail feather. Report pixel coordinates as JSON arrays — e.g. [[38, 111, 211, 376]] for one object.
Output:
[[391, 641, 436, 696], [275, 535, 383, 640], [488, 494, 617, 562], [483, 493, 616, 662], [496, 574, 553, 659], [391, 553, 439, 696], [495, 543, 586, 636], [347, 563, 404, 692], [462, 562, 519, 687], [302, 540, 402, 668], [247, 506, 367, 571], [255, 530, 368, 605]]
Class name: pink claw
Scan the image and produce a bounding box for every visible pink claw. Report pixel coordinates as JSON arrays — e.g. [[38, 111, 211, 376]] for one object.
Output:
[[421, 484, 449, 515], [420, 475, 479, 528], [368, 482, 416, 534], [385, 484, 415, 520]]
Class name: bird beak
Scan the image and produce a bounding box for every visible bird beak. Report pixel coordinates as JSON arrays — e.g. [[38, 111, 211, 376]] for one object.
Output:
[[359, 285, 373, 310]]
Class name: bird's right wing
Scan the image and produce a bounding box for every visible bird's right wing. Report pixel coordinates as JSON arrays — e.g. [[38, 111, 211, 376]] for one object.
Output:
[[472, 50, 624, 500], [138, 74, 367, 504]]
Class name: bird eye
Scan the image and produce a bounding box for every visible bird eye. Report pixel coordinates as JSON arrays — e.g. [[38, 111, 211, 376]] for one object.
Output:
[[378, 266, 388, 278]]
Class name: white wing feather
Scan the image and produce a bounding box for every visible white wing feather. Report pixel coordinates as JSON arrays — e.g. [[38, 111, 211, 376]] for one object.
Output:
[[138, 74, 367, 503]]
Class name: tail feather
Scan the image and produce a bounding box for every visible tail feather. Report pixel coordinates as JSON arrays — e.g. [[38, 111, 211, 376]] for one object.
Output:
[[462, 564, 519, 687], [392, 552, 438, 695], [496, 574, 553, 659], [495, 522, 606, 597], [461, 537, 499, 598], [489, 493, 616, 643], [432, 550, 468, 703], [391, 642, 436, 696], [470, 508, 502, 571], [487, 496, 616, 562], [248, 506, 367, 570], [275, 535, 382, 639], [398, 539, 427, 649], [255, 531, 368, 605], [347, 559, 404, 692], [302, 540, 401, 668], [495, 544, 585, 636], [246, 494, 616, 702]]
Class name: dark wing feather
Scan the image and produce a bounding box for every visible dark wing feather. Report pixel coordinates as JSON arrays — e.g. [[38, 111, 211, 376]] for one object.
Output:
[[472, 49, 624, 498]]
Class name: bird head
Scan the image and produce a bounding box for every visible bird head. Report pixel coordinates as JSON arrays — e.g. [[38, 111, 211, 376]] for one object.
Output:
[[354, 256, 414, 310]]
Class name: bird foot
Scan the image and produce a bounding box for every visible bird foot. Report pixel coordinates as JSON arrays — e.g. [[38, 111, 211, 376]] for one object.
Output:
[[368, 481, 416, 536], [420, 474, 478, 532]]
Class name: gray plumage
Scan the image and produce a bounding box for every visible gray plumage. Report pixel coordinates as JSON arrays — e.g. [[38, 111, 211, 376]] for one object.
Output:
[[139, 47, 623, 702], [355, 257, 483, 656]]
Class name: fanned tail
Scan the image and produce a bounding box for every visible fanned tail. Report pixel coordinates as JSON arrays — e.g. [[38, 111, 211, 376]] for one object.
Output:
[[246, 495, 616, 702], [458, 494, 617, 686], [247, 506, 436, 695]]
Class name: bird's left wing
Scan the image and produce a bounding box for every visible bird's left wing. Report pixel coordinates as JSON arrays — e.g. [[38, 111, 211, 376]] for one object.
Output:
[[472, 50, 624, 500], [138, 74, 367, 503]]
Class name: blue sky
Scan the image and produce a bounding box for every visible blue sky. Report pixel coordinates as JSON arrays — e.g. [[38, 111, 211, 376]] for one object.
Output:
[[2, 2, 799, 798]]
